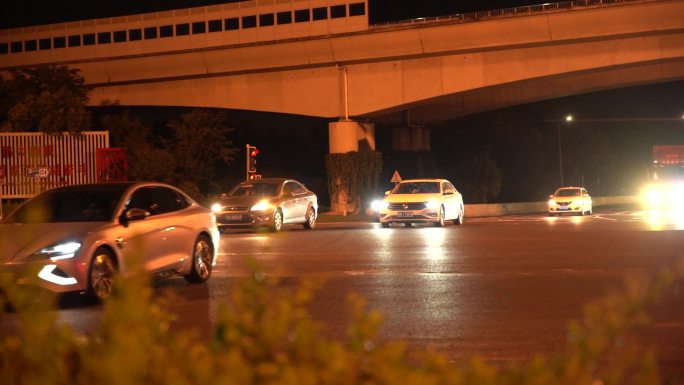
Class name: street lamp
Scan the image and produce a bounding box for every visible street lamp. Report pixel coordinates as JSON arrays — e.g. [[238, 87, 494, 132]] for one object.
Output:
[[557, 114, 573, 186], [547, 114, 682, 190]]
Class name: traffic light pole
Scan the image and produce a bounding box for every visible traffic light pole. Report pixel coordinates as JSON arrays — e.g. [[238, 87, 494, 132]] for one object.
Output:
[[245, 144, 250, 181]]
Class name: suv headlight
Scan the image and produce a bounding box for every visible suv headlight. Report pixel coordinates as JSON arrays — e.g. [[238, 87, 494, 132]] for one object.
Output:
[[211, 203, 222, 213], [33, 242, 82, 261], [425, 200, 439, 209], [548, 199, 556, 206]]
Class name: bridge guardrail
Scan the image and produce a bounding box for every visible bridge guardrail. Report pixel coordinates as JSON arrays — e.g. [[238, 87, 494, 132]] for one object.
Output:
[[370, 0, 644, 29]]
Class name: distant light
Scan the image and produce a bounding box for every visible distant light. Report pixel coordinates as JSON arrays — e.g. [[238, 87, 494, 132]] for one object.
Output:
[[565, 115, 573, 122]]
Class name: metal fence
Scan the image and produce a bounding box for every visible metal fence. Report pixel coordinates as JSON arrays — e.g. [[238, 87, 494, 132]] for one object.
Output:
[[370, 0, 644, 29], [0, 131, 109, 198]]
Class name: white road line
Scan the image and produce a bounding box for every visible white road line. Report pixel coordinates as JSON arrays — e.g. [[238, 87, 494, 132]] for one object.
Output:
[[591, 215, 618, 221]]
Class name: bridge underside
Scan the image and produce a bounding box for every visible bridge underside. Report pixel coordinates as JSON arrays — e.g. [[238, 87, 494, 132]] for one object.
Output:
[[369, 59, 684, 125], [88, 54, 684, 125]]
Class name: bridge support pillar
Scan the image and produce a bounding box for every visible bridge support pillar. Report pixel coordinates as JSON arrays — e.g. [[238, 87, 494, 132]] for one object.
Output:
[[328, 120, 375, 154], [328, 120, 375, 215], [391, 126, 430, 151]]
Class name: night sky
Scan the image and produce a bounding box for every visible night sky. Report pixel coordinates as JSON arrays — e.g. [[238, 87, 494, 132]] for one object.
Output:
[[2, 1, 682, 204]]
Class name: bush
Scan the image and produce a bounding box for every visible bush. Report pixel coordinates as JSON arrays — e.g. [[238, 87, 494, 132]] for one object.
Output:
[[326, 139, 382, 212], [1, 259, 682, 385]]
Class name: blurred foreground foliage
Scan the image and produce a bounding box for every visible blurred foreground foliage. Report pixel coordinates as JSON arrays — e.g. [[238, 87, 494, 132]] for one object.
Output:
[[1, 260, 682, 385]]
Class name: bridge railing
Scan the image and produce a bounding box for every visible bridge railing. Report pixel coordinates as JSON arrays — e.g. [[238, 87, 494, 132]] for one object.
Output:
[[370, 0, 643, 29]]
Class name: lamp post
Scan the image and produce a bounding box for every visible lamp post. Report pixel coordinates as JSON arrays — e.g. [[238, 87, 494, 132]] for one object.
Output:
[[556, 114, 573, 186]]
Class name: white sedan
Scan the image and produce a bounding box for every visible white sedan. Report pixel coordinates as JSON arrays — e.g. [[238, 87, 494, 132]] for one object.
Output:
[[0, 182, 219, 302], [372, 179, 464, 228], [548, 186, 592, 216]]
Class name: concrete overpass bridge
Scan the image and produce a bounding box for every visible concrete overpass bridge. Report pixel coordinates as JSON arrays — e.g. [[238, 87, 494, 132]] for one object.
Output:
[[2, 0, 684, 154]]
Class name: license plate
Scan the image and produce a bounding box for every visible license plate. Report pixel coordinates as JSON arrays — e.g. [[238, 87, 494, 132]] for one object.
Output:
[[559, 206, 569, 210], [225, 214, 242, 221], [398, 212, 413, 217]]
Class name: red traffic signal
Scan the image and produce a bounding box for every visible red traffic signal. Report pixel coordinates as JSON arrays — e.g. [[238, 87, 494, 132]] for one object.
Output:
[[247, 145, 258, 173]]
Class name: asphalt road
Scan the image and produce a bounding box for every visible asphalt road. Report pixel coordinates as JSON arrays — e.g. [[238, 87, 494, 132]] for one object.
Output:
[[3, 208, 684, 380]]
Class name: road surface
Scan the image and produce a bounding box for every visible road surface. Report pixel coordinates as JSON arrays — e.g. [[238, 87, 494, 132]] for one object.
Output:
[[3, 208, 683, 380]]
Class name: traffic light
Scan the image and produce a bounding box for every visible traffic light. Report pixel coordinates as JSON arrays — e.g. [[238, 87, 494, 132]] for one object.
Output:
[[248, 145, 259, 172], [246, 144, 260, 180]]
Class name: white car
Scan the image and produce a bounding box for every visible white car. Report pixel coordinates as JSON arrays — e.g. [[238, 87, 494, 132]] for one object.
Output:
[[372, 179, 464, 228], [0, 182, 220, 302], [548, 186, 592, 216]]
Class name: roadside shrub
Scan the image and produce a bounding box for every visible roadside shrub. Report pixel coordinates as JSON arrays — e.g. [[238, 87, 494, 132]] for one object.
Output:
[[1, 260, 681, 385], [326, 139, 382, 213]]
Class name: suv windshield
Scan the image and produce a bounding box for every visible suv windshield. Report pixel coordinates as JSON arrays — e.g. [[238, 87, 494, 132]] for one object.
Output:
[[229, 182, 279, 197], [394, 182, 440, 194], [4, 186, 127, 223]]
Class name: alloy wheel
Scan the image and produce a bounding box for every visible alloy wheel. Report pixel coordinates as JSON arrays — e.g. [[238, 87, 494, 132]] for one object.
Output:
[[272, 210, 283, 232], [90, 249, 115, 301]]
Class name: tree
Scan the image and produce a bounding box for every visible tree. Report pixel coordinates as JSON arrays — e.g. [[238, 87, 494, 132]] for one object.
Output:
[[496, 123, 555, 202], [456, 148, 502, 203], [99, 111, 177, 183], [166, 110, 238, 197], [1, 65, 91, 134], [99, 109, 237, 200]]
